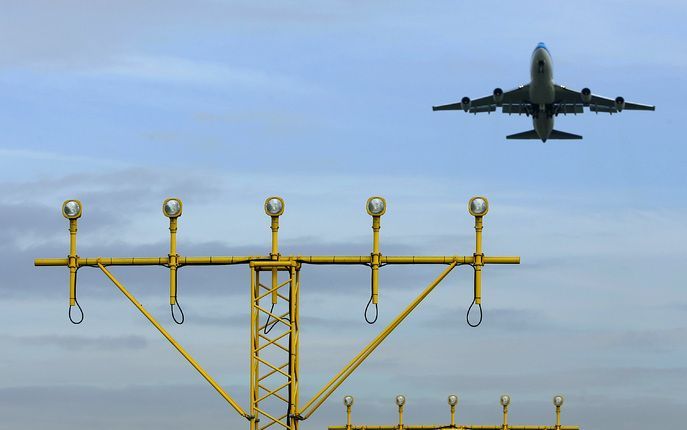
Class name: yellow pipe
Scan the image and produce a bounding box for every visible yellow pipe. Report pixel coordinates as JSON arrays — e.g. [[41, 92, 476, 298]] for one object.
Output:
[[68, 218, 78, 306], [345, 405, 352, 430], [289, 266, 300, 428], [169, 217, 178, 305], [251, 269, 260, 428], [96, 262, 251, 420], [371, 216, 381, 304], [299, 262, 458, 419], [36, 255, 519, 267], [474, 215, 484, 304], [271, 216, 280, 305], [450, 404, 455, 427], [398, 404, 404, 430], [555, 406, 561, 430], [503, 405, 509, 430]]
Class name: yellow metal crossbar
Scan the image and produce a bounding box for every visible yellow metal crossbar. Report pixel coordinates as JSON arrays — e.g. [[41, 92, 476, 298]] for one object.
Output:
[[35, 255, 519, 267]]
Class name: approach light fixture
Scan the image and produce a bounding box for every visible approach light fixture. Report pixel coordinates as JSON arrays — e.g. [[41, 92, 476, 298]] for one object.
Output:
[[162, 198, 183, 218], [264, 196, 285, 217], [448, 394, 459, 406], [468, 196, 489, 217], [553, 395, 564, 407], [395, 394, 406, 407], [343, 395, 354, 407], [366, 196, 386, 216], [500, 394, 511, 407], [62, 200, 82, 219]]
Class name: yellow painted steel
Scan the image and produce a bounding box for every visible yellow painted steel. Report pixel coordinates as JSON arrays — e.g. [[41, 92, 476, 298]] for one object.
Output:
[[398, 403, 404, 430], [168, 217, 178, 305], [299, 262, 459, 419], [555, 405, 561, 430], [271, 215, 280, 305], [36, 197, 524, 430], [474, 215, 484, 304], [36, 255, 520, 267], [251, 263, 301, 430], [68, 218, 77, 306], [371, 215, 381, 304], [503, 403, 509, 430], [346, 404, 352, 430], [95, 262, 251, 419], [450, 403, 456, 427]]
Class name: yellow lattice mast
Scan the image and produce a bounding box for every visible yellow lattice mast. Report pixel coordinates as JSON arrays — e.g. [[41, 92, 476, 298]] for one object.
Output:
[[36, 195, 533, 430]]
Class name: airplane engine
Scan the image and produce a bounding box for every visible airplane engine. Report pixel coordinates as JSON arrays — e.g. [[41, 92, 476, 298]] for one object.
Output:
[[581, 88, 592, 104], [615, 96, 625, 112], [460, 96, 471, 112], [493, 88, 504, 105]]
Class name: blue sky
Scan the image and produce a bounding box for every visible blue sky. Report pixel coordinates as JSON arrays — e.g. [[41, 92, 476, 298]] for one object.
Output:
[[1, 1, 685, 429]]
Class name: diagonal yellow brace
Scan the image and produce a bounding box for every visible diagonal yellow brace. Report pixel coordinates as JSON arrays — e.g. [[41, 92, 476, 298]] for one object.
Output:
[[96, 262, 251, 420], [300, 262, 459, 419]]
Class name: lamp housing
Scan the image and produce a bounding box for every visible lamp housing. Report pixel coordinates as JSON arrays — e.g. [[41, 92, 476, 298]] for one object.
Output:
[[366, 196, 386, 216], [162, 198, 183, 218], [62, 200, 83, 219]]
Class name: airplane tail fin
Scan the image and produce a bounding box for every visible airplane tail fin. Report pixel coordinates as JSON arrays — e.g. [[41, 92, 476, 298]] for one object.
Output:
[[506, 129, 583, 141], [549, 130, 583, 140], [506, 130, 539, 139]]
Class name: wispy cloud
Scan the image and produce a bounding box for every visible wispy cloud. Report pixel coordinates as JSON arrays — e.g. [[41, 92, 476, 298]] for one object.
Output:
[[83, 54, 317, 94]]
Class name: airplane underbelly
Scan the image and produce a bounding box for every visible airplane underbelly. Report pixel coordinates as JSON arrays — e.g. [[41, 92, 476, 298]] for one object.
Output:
[[529, 81, 555, 104], [533, 115, 554, 140]]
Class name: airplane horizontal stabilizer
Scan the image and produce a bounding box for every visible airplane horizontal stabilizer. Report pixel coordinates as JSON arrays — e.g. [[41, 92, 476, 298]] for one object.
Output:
[[548, 129, 583, 139], [506, 130, 539, 139]]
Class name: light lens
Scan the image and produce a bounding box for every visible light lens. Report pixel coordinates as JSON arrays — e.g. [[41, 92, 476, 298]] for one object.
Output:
[[265, 198, 283, 216], [448, 394, 458, 406], [63, 200, 81, 218], [553, 395, 564, 407], [470, 197, 488, 215], [500, 394, 510, 407], [367, 197, 385, 215], [164, 199, 182, 217], [344, 395, 354, 407], [395, 394, 406, 407]]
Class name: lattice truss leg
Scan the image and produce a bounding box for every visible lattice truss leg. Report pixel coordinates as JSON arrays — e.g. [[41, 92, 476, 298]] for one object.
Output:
[[251, 265, 300, 430]]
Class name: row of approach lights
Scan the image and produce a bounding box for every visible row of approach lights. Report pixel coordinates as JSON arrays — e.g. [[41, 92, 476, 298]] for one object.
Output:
[[61, 195, 491, 326], [62, 196, 489, 219], [340, 394, 566, 428], [62, 195, 490, 221]]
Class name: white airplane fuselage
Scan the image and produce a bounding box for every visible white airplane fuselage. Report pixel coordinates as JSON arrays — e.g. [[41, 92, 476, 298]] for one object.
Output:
[[529, 45, 556, 141]]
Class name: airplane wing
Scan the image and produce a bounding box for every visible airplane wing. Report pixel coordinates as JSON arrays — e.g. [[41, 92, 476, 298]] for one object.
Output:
[[554, 84, 655, 113], [433, 84, 530, 114]]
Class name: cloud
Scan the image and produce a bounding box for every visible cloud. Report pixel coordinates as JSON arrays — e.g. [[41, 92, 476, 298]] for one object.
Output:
[[3, 334, 148, 351]]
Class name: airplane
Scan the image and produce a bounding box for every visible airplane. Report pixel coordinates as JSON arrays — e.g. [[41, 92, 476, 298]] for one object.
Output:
[[432, 42, 655, 142]]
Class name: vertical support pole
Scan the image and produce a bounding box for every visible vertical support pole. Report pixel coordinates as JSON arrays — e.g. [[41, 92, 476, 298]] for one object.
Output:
[[271, 216, 280, 305], [289, 265, 300, 429], [346, 404, 352, 430], [169, 217, 178, 305], [555, 404, 561, 430], [68, 218, 78, 306], [450, 404, 456, 427], [502, 402, 509, 430], [371, 215, 381, 304], [398, 402, 404, 430], [250, 268, 260, 430], [473, 215, 484, 304]]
